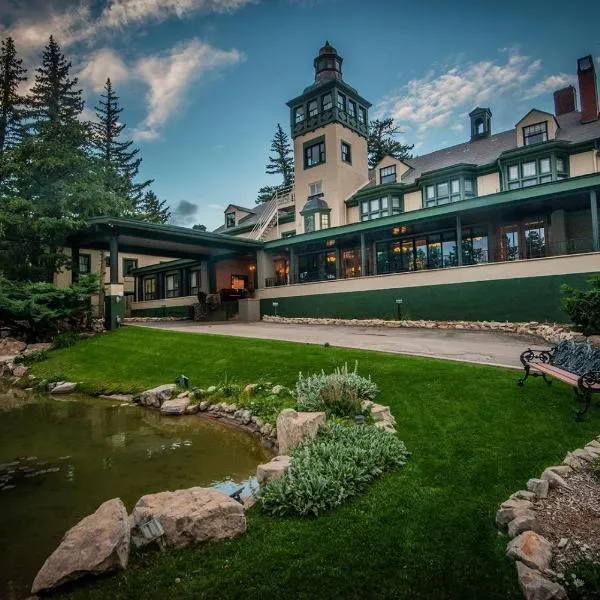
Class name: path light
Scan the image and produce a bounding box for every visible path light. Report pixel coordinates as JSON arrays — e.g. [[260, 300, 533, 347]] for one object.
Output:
[[355, 415, 365, 425], [139, 517, 166, 551], [395, 298, 403, 320], [272, 301, 279, 316]]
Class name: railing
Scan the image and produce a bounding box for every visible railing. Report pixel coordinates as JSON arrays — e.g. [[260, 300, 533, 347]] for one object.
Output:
[[248, 185, 295, 241], [265, 275, 289, 287]]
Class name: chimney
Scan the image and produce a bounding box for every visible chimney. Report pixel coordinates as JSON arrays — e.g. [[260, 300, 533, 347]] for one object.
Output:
[[577, 55, 598, 123], [553, 86, 576, 116]]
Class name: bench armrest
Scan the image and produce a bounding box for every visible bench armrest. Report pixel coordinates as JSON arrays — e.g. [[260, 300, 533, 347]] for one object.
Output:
[[578, 371, 600, 391], [519, 347, 555, 367]]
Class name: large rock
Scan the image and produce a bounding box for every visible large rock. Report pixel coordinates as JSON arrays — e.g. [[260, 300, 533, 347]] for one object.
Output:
[[516, 562, 567, 600], [508, 513, 538, 539], [256, 455, 291, 484], [22, 342, 51, 355], [130, 487, 246, 549], [50, 381, 78, 394], [139, 384, 176, 408], [506, 531, 553, 571], [276, 408, 326, 455], [160, 396, 190, 415], [31, 498, 130, 594], [0, 338, 26, 356], [12, 365, 30, 378]]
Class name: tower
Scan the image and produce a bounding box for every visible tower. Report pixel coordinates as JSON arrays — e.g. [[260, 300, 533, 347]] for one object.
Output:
[[286, 42, 371, 233]]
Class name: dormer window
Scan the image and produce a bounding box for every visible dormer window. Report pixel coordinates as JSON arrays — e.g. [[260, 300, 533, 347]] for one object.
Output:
[[295, 106, 305, 124], [225, 213, 236, 228], [308, 99, 318, 118], [523, 122, 548, 146], [380, 165, 396, 184], [423, 176, 477, 207]]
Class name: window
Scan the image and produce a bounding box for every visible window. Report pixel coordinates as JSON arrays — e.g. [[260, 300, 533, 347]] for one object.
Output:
[[304, 140, 325, 168], [298, 251, 337, 283], [231, 274, 247, 290], [380, 165, 396, 185], [190, 270, 201, 296], [304, 214, 315, 233], [556, 156, 568, 180], [294, 106, 304, 124], [104, 256, 110, 268], [308, 99, 318, 118], [225, 212, 236, 228], [308, 181, 323, 196], [358, 107, 367, 125], [360, 195, 403, 221], [524, 221, 546, 258], [347, 100, 356, 119], [143, 276, 157, 301], [123, 258, 138, 277], [506, 156, 568, 189], [523, 122, 548, 146], [165, 272, 180, 298], [424, 177, 473, 206], [341, 141, 351, 164], [337, 92, 346, 112], [322, 93, 332, 111], [320, 213, 330, 229], [281, 230, 296, 238], [78, 253, 91, 274]]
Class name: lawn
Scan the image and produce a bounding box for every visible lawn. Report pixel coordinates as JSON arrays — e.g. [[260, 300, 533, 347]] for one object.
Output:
[[32, 326, 599, 600]]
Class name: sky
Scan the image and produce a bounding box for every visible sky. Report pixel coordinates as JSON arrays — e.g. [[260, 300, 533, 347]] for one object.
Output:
[[2, 0, 600, 230]]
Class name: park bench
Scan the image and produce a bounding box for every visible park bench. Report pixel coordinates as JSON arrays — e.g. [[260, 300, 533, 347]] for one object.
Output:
[[518, 339, 600, 420]]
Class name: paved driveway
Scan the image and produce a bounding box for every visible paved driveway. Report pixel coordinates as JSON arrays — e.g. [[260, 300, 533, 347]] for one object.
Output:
[[129, 321, 547, 368]]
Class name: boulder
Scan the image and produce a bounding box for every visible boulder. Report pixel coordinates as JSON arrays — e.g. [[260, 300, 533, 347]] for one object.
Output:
[[496, 499, 535, 528], [256, 455, 291, 484], [130, 487, 246, 549], [563, 452, 586, 470], [238, 410, 252, 425], [276, 408, 326, 455], [22, 343, 51, 355], [99, 394, 134, 403], [31, 498, 130, 594], [508, 513, 538, 539], [244, 383, 258, 394], [0, 338, 26, 356], [548, 465, 573, 477], [571, 448, 596, 463], [506, 531, 553, 571], [527, 478, 549, 499], [160, 396, 190, 415], [362, 401, 396, 426], [12, 365, 30, 378], [271, 385, 283, 395], [540, 469, 569, 489], [50, 382, 78, 395], [515, 562, 567, 600], [185, 404, 200, 414], [511, 490, 536, 501], [139, 384, 176, 408]]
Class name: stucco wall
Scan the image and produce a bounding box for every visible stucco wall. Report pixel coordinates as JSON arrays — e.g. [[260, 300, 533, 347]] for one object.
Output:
[[569, 150, 599, 178], [346, 204, 360, 224], [403, 190, 422, 212], [262, 218, 297, 242], [215, 258, 254, 290], [477, 172, 501, 196]]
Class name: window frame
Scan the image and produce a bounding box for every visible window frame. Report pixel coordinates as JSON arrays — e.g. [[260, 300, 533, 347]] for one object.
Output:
[[523, 121, 548, 146], [165, 271, 181, 299], [341, 141, 352, 164], [308, 180, 323, 196], [505, 155, 568, 190], [320, 212, 330, 229], [322, 93, 333, 111], [423, 176, 477, 207], [143, 276, 157, 301], [347, 100, 356, 119], [190, 269, 202, 296], [122, 258, 138, 277], [78, 253, 91, 274], [379, 165, 397, 185], [358, 107, 367, 125], [360, 195, 403, 221], [304, 214, 316, 233], [308, 98, 318, 118], [225, 212, 236, 228], [304, 139, 326, 169], [294, 105, 305, 124], [337, 91, 346, 112]]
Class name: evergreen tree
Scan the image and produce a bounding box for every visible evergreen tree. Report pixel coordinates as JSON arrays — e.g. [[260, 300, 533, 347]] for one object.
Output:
[[0, 37, 27, 158], [192, 223, 207, 231], [138, 190, 171, 224], [265, 123, 294, 186], [367, 118, 414, 169], [255, 184, 276, 205], [91, 78, 152, 208]]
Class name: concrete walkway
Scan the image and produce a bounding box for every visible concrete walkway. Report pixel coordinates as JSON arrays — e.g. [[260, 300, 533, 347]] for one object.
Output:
[[130, 321, 547, 368]]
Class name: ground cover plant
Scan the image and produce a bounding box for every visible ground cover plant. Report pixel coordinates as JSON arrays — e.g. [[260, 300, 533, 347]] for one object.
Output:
[[27, 326, 600, 600]]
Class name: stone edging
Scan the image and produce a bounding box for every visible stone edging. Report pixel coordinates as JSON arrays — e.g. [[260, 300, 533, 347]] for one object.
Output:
[[496, 436, 600, 599], [262, 316, 583, 345]]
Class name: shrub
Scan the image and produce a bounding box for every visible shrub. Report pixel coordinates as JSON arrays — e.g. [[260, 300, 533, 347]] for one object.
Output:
[[563, 560, 600, 600], [51, 331, 81, 349], [295, 363, 379, 417], [13, 349, 48, 365], [561, 276, 600, 335], [260, 423, 409, 517]]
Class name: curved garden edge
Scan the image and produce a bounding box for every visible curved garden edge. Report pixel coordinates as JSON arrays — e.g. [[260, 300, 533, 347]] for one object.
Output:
[[496, 436, 600, 599]]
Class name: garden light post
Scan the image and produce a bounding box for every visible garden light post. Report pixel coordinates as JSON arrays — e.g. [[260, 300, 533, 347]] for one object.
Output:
[[272, 301, 279, 316], [395, 298, 403, 320]]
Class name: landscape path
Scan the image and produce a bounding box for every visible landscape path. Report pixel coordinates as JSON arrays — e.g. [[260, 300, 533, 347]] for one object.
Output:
[[129, 320, 547, 368]]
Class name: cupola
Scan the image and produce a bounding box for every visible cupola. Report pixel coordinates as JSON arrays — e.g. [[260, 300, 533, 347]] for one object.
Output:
[[469, 107, 492, 141], [313, 41, 343, 86]]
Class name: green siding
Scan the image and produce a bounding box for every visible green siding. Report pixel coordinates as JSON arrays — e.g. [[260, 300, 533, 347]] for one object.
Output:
[[260, 273, 597, 323], [131, 305, 193, 318]]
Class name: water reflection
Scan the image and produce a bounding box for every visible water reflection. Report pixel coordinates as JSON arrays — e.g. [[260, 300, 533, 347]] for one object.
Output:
[[0, 385, 270, 599]]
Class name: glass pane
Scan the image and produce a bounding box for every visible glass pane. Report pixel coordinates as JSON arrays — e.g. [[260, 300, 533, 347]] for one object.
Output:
[[361, 201, 369, 214], [414, 238, 427, 270], [370, 198, 380, 211], [437, 182, 449, 197], [556, 157, 565, 172], [464, 179, 473, 193], [540, 175, 552, 183], [508, 165, 519, 181], [522, 161, 537, 177], [427, 236, 442, 269], [522, 178, 536, 187], [540, 158, 551, 173], [508, 182, 521, 190], [381, 196, 388, 209], [451, 180, 460, 194], [426, 185, 435, 199]]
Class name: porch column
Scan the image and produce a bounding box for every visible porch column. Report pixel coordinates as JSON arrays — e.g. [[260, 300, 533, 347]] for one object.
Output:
[[289, 248, 295, 285], [591, 189, 599, 252], [360, 233, 367, 276], [207, 261, 217, 293], [181, 268, 188, 297], [71, 246, 80, 283], [136, 276, 144, 302], [456, 215, 463, 266], [156, 272, 165, 299], [550, 210, 567, 255], [256, 250, 275, 289], [335, 247, 341, 279], [109, 236, 119, 284]]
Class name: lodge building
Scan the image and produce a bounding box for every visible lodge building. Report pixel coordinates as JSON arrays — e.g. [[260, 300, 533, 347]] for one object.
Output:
[[64, 44, 600, 327]]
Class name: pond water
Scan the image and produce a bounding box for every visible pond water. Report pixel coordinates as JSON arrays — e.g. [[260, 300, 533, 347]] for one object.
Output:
[[0, 385, 270, 599]]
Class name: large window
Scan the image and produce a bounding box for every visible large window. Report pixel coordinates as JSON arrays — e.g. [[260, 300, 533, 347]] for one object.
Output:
[[337, 92, 346, 112], [225, 212, 236, 228], [298, 251, 337, 283], [498, 219, 547, 261], [123, 258, 138, 276], [523, 122, 548, 146], [358, 107, 367, 125], [304, 214, 315, 232], [506, 155, 567, 189], [320, 213, 330, 229], [360, 195, 403, 221], [78, 253, 91, 274], [309, 181, 323, 196], [347, 100, 356, 119], [380, 165, 396, 185], [424, 177, 476, 207], [341, 141, 351, 164], [294, 106, 304, 124], [143, 276, 157, 300], [165, 272, 180, 298], [308, 99, 318, 118], [322, 93, 333, 111], [190, 270, 201, 296], [304, 140, 325, 168]]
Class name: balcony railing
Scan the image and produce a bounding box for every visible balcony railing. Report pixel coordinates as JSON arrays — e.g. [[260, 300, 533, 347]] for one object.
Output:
[[265, 275, 289, 287]]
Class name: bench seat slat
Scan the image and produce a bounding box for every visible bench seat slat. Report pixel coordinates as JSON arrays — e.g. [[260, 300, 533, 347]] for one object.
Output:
[[530, 363, 579, 385]]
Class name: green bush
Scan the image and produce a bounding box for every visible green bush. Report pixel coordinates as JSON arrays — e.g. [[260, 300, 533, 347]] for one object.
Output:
[[13, 349, 48, 365], [561, 276, 600, 335], [295, 363, 379, 417], [51, 331, 81, 349], [563, 560, 600, 600], [260, 423, 409, 517]]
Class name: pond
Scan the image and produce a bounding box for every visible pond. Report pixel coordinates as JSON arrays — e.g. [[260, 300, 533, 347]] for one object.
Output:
[[0, 385, 271, 599]]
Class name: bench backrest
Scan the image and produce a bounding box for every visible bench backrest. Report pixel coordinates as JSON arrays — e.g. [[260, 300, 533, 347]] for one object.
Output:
[[552, 339, 600, 376]]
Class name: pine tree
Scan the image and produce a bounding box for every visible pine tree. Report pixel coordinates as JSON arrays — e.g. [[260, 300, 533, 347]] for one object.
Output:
[[192, 223, 207, 231], [138, 190, 171, 224], [255, 184, 277, 205], [265, 123, 294, 186], [0, 37, 27, 158], [367, 118, 414, 169], [91, 78, 152, 208]]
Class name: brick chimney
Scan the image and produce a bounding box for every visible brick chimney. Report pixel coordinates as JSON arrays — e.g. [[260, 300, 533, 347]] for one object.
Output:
[[553, 86, 576, 116], [577, 55, 598, 123]]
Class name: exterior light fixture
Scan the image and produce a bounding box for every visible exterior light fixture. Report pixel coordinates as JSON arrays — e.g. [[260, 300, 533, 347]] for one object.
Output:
[[139, 517, 166, 550], [395, 298, 403, 320], [392, 245, 401, 253], [272, 301, 279, 316], [355, 415, 365, 425], [326, 239, 335, 247], [248, 264, 256, 272], [392, 227, 400, 235], [327, 254, 336, 263]]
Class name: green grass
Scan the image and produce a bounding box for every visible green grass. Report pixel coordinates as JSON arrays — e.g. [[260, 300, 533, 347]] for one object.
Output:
[[32, 327, 600, 600]]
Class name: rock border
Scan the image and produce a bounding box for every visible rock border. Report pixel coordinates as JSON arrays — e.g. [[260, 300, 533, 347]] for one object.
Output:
[[262, 316, 584, 346], [496, 435, 600, 600]]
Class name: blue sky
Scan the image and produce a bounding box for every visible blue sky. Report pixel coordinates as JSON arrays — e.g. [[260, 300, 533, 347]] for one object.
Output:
[[2, 0, 600, 229]]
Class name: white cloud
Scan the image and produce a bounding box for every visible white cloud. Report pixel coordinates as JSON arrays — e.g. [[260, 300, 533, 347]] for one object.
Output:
[[79, 48, 130, 92], [133, 38, 244, 140], [208, 203, 225, 209], [377, 50, 543, 141], [523, 73, 575, 100]]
